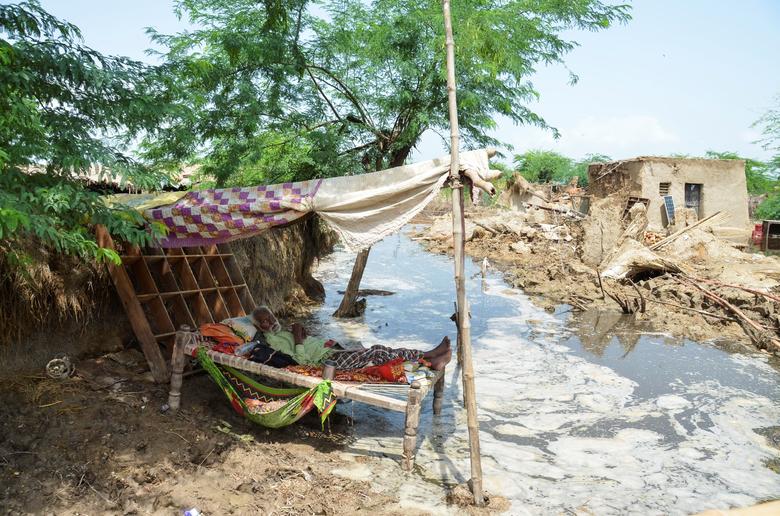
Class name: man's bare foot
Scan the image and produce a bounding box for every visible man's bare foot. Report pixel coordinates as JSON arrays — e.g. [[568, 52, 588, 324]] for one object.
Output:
[[423, 336, 451, 359], [429, 349, 452, 371]]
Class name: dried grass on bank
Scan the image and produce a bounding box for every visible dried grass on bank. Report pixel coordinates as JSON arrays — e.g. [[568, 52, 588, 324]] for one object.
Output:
[[0, 241, 115, 348], [231, 216, 336, 317]]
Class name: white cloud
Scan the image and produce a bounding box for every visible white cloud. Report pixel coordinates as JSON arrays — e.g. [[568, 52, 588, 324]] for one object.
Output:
[[566, 115, 678, 148], [415, 114, 682, 163]]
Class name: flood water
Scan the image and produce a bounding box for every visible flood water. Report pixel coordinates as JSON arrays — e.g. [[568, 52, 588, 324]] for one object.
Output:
[[308, 230, 780, 515]]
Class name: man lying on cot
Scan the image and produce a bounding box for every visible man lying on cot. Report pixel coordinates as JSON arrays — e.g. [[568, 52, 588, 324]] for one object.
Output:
[[251, 306, 452, 370]]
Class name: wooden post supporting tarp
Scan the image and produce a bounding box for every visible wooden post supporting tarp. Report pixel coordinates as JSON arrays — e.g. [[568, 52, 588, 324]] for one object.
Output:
[[441, 0, 484, 506]]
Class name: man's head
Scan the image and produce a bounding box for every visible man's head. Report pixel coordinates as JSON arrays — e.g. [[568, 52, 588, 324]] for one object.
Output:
[[252, 306, 281, 333]]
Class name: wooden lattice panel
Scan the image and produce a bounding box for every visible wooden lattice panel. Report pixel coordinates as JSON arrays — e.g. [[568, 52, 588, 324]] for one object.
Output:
[[96, 226, 256, 382]]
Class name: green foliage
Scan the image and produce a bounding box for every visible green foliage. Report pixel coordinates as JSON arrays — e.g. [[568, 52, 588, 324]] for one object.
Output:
[[513, 150, 611, 186], [515, 150, 612, 187], [753, 95, 780, 173], [0, 2, 171, 262], [571, 153, 612, 186], [513, 150, 573, 183], [750, 96, 780, 220], [145, 0, 630, 184], [704, 150, 776, 195], [756, 194, 780, 220]]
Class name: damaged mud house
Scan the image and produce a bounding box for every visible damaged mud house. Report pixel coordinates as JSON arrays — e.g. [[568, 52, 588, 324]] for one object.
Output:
[[418, 153, 780, 354], [588, 156, 750, 238]]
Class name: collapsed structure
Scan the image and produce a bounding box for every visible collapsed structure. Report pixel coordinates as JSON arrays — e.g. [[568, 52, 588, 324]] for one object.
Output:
[[588, 157, 750, 233], [417, 156, 780, 354]]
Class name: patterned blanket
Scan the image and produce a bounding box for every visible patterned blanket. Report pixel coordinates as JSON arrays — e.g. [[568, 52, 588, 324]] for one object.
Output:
[[113, 149, 493, 250], [146, 180, 321, 248]]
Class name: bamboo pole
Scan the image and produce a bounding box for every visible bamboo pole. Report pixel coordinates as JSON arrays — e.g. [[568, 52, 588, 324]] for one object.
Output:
[[441, 0, 484, 505]]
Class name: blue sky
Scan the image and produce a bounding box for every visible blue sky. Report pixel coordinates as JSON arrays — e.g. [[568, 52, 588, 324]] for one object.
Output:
[[36, 0, 780, 164]]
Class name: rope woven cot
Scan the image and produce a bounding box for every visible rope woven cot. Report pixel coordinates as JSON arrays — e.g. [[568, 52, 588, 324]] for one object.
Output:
[[196, 348, 336, 429]]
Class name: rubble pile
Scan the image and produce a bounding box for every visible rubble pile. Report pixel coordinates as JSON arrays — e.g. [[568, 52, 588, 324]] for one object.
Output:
[[413, 189, 780, 353]]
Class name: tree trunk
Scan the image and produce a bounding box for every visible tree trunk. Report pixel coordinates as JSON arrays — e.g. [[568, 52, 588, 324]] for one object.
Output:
[[333, 143, 415, 319], [333, 247, 371, 318], [389, 144, 413, 167]]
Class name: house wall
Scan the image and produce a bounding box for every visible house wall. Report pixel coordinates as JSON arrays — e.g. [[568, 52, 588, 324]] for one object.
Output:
[[588, 158, 749, 231], [635, 159, 749, 230], [587, 161, 644, 199]]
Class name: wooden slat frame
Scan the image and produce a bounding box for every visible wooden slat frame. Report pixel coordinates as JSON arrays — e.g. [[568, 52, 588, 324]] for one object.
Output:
[[96, 225, 256, 382]]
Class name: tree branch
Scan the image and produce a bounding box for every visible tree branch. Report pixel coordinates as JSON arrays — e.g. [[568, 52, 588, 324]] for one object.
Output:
[[306, 68, 344, 123], [305, 63, 376, 130]]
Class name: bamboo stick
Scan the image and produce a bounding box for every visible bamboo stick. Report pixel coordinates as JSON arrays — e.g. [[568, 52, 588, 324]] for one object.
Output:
[[650, 211, 725, 250], [442, 0, 484, 506]]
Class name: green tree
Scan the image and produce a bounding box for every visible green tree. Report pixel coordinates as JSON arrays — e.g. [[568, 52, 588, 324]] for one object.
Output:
[[0, 1, 171, 264], [704, 150, 774, 195], [145, 0, 629, 317], [571, 153, 611, 186], [752, 97, 780, 219], [755, 195, 780, 220], [513, 150, 573, 183], [754, 95, 780, 172], [145, 0, 631, 185]]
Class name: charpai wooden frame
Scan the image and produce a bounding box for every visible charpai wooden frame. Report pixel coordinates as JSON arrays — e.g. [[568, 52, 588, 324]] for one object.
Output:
[[167, 329, 446, 470], [96, 226, 256, 382]]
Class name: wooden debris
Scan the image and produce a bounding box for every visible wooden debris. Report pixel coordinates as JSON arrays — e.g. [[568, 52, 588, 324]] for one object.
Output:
[[694, 278, 780, 304], [650, 211, 726, 250], [679, 277, 780, 352], [603, 281, 645, 314], [336, 289, 395, 297]]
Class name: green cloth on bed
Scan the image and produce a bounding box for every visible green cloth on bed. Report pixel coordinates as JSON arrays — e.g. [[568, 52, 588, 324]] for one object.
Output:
[[263, 330, 333, 366]]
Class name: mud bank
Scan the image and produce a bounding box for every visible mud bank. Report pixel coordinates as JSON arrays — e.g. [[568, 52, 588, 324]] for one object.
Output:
[[0, 218, 333, 372], [413, 206, 780, 350]]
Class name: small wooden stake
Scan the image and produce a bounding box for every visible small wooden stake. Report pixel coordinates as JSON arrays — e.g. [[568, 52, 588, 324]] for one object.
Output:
[[442, 0, 484, 505]]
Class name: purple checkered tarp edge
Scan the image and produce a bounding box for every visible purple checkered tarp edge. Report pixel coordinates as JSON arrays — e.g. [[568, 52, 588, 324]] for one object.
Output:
[[145, 179, 321, 248]]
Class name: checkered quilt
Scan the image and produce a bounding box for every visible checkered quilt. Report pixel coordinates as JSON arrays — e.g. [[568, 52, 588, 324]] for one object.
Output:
[[146, 179, 322, 247]]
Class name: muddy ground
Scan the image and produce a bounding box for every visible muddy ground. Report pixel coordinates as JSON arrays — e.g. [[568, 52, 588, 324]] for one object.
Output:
[[412, 204, 780, 351], [0, 354, 397, 515], [0, 349, 509, 515]]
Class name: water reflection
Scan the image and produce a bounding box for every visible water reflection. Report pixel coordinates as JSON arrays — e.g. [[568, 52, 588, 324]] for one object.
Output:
[[576, 310, 644, 357], [308, 231, 780, 515]]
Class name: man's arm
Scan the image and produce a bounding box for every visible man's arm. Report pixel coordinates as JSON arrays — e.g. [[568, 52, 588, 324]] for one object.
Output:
[[291, 323, 307, 345]]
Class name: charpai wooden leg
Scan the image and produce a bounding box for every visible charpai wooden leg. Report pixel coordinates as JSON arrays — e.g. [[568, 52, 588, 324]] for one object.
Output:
[[402, 381, 423, 471], [167, 326, 190, 412], [433, 370, 445, 415]]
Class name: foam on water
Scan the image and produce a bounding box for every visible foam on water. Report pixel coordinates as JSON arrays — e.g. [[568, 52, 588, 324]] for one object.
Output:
[[310, 232, 780, 515]]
